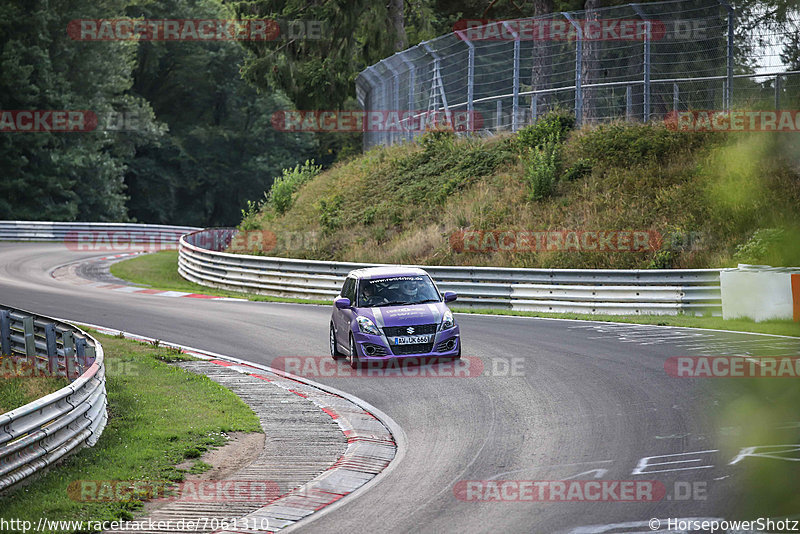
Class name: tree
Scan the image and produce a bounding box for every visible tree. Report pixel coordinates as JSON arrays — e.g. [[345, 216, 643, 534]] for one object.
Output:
[[125, 0, 318, 226], [0, 0, 157, 221]]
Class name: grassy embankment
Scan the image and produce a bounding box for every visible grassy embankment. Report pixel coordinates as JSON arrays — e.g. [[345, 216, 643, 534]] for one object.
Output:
[[239, 116, 800, 270], [0, 332, 261, 531]]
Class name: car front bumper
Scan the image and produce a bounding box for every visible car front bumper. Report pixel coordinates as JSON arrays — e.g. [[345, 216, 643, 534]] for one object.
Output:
[[353, 327, 460, 361]]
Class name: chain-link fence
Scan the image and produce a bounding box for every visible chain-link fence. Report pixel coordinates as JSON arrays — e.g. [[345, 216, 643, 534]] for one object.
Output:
[[356, 0, 800, 149]]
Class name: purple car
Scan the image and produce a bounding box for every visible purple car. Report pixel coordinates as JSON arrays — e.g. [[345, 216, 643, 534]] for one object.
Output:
[[330, 267, 460, 368]]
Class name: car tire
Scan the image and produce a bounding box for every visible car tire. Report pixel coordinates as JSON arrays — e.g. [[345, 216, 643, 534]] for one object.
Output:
[[455, 340, 462, 359], [330, 324, 345, 360], [349, 335, 361, 369]]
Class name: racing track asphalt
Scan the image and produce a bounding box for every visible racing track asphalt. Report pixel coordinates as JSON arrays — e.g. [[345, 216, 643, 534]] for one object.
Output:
[[1, 243, 798, 534]]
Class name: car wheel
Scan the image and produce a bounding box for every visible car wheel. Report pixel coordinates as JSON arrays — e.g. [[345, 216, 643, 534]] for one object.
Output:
[[349, 335, 361, 369], [330, 324, 344, 360], [455, 340, 462, 359]]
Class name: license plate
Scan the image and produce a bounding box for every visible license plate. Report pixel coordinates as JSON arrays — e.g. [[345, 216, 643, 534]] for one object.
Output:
[[392, 335, 433, 345]]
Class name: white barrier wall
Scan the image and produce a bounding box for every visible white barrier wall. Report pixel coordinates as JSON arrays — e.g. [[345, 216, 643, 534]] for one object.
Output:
[[720, 265, 800, 322]]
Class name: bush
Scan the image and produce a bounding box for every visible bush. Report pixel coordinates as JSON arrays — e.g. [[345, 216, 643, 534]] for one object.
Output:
[[318, 195, 343, 232], [573, 122, 713, 167], [517, 111, 575, 150], [562, 158, 592, 181], [734, 228, 796, 266], [524, 134, 561, 200], [267, 159, 322, 214]]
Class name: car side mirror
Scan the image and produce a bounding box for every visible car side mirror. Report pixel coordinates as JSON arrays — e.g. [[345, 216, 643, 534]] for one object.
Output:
[[443, 291, 457, 303], [334, 297, 351, 309]]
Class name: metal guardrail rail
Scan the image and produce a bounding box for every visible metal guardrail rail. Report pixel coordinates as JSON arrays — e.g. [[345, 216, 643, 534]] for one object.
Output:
[[179, 228, 722, 315], [0, 305, 107, 491], [0, 221, 199, 245]]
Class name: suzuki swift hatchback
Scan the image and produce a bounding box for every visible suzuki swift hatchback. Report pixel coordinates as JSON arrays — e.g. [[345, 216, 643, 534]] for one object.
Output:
[[329, 267, 460, 368]]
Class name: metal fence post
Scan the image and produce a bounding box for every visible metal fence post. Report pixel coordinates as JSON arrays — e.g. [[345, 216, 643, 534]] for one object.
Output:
[[386, 62, 402, 145], [465, 34, 475, 119], [632, 5, 650, 121], [44, 323, 58, 375], [673, 83, 679, 112], [360, 69, 377, 150], [775, 75, 781, 110], [496, 100, 503, 130], [626, 85, 632, 121], [719, 0, 734, 111], [0, 310, 10, 356], [564, 13, 583, 126], [502, 22, 521, 131], [399, 55, 416, 140], [531, 93, 538, 123], [382, 69, 392, 146], [422, 42, 450, 117], [23, 315, 35, 358]]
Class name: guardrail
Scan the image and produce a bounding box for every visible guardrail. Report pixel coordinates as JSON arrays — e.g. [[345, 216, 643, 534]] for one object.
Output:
[[0, 306, 107, 491], [179, 228, 722, 315], [0, 221, 199, 246]]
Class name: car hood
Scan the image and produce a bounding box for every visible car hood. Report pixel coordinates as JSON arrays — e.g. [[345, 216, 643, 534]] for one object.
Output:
[[356, 302, 447, 328]]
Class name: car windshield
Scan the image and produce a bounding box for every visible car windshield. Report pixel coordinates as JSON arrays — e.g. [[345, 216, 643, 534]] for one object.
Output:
[[357, 275, 441, 307]]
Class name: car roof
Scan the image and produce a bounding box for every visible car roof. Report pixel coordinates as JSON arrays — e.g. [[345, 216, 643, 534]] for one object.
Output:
[[348, 266, 430, 280]]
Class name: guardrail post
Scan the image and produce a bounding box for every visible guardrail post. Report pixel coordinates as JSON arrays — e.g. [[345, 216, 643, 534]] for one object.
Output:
[[44, 323, 58, 376], [62, 330, 78, 379], [0, 310, 10, 356], [85, 344, 96, 366], [22, 316, 35, 358], [76, 337, 87, 372]]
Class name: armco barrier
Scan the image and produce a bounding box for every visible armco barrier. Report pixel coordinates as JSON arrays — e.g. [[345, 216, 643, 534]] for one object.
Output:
[[0, 305, 107, 491], [179, 228, 722, 315], [0, 221, 199, 247]]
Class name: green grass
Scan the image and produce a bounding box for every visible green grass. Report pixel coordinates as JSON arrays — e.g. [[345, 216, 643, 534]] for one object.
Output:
[[452, 308, 800, 337], [0, 360, 69, 414], [0, 332, 262, 532], [110, 251, 330, 305]]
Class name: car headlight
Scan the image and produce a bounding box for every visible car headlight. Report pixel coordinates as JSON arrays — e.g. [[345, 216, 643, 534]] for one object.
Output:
[[440, 309, 455, 330], [356, 316, 381, 336]]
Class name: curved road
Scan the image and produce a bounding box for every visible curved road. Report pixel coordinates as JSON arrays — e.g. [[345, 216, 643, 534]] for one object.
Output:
[[1, 243, 798, 533]]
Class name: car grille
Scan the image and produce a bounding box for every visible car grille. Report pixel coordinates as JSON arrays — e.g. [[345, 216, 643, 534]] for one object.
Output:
[[390, 342, 435, 355], [382, 323, 437, 337]]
